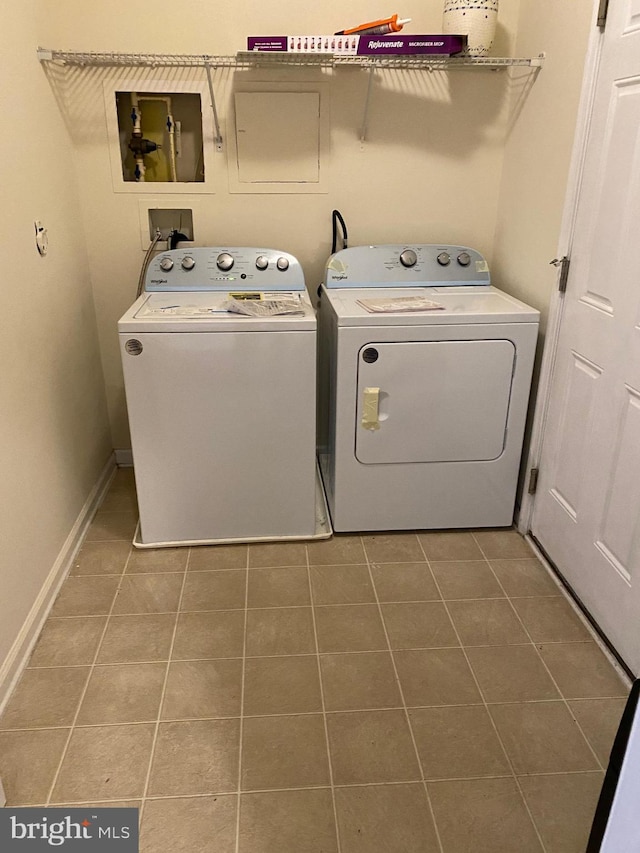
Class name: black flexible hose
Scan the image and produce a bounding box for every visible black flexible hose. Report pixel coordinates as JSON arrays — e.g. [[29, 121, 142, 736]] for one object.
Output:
[[331, 209, 348, 254]]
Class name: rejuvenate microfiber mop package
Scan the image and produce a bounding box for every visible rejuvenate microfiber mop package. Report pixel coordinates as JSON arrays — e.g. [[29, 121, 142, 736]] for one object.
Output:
[[246, 34, 467, 56]]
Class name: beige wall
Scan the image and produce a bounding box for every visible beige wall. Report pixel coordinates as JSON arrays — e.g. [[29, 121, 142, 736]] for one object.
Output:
[[492, 0, 594, 331], [0, 5, 112, 673]]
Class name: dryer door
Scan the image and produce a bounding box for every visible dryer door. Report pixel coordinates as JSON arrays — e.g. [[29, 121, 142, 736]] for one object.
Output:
[[355, 339, 515, 464]]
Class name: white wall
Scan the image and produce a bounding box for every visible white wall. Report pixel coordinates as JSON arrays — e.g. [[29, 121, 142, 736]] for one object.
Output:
[[37, 0, 523, 449], [0, 4, 112, 684]]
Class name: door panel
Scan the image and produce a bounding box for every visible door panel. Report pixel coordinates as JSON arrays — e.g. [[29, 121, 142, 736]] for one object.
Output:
[[355, 339, 515, 464], [532, 0, 640, 672]]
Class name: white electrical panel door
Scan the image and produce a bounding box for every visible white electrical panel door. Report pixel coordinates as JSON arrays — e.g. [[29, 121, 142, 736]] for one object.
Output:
[[120, 329, 317, 543], [355, 339, 515, 464]]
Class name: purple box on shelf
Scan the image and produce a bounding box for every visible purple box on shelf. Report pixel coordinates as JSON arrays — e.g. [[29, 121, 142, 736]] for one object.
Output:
[[357, 34, 466, 55], [246, 34, 467, 56]]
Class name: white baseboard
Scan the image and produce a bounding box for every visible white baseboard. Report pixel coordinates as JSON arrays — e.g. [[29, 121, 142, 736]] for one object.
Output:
[[114, 449, 133, 466], [0, 454, 117, 716]]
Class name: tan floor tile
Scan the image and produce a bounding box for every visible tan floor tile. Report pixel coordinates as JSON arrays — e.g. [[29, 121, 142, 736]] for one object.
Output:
[[310, 565, 375, 604], [490, 702, 600, 774], [241, 714, 330, 790], [362, 533, 425, 564], [239, 789, 337, 853], [99, 490, 138, 513], [248, 542, 307, 567], [97, 614, 176, 663], [307, 535, 366, 566], [382, 602, 459, 650], [320, 652, 402, 711], [490, 558, 561, 597], [245, 607, 315, 656], [394, 648, 482, 707], [569, 698, 627, 766], [161, 659, 243, 719], [247, 566, 310, 608], [112, 574, 183, 615], [315, 605, 387, 653], [51, 724, 155, 802], [126, 548, 188, 574], [112, 467, 136, 490], [148, 719, 240, 796], [188, 545, 248, 571], [370, 563, 440, 602], [180, 570, 246, 611], [0, 729, 70, 805], [431, 561, 504, 600], [519, 772, 604, 853], [86, 512, 138, 542], [243, 656, 322, 716], [172, 611, 245, 660], [141, 795, 237, 853], [473, 528, 534, 559], [327, 710, 421, 784], [50, 576, 121, 617], [411, 706, 510, 779], [335, 783, 439, 853], [512, 597, 591, 643], [28, 617, 106, 667], [428, 777, 543, 852], [76, 663, 166, 725], [71, 541, 131, 576], [418, 531, 483, 561], [538, 642, 629, 699], [447, 599, 529, 646], [43, 800, 141, 808], [0, 668, 89, 729], [466, 645, 561, 703]]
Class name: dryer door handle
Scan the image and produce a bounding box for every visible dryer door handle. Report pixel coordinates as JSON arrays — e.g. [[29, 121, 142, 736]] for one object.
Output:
[[361, 386, 381, 431]]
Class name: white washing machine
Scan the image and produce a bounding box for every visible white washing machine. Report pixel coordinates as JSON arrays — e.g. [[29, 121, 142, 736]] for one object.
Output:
[[119, 246, 329, 547], [317, 244, 540, 532]]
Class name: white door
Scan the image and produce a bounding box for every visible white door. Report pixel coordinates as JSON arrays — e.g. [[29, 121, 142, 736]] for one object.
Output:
[[531, 0, 640, 672]]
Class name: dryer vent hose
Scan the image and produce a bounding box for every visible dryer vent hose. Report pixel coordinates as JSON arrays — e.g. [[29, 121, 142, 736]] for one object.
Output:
[[331, 209, 348, 255]]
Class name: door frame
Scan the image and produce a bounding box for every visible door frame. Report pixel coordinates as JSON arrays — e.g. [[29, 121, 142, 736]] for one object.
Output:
[[518, 0, 606, 534]]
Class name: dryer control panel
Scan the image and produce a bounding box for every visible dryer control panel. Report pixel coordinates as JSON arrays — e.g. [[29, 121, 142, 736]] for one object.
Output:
[[145, 247, 305, 292], [325, 244, 490, 288]]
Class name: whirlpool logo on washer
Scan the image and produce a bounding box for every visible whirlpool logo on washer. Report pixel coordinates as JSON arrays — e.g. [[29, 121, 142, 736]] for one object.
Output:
[[0, 809, 139, 850]]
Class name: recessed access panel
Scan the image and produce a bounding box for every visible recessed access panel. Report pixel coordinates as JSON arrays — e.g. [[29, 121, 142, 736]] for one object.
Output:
[[355, 339, 515, 464]]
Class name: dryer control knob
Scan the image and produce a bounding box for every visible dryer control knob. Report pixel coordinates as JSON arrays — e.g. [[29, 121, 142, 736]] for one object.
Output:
[[400, 249, 417, 268], [276, 257, 289, 271], [256, 255, 269, 270], [437, 252, 451, 266], [181, 256, 196, 270], [457, 252, 471, 266], [159, 257, 174, 272], [216, 252, 234, 271]]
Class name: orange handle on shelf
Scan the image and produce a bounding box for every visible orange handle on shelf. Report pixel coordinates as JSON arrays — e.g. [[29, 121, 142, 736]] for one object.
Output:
[[335, 14, 411, 36]]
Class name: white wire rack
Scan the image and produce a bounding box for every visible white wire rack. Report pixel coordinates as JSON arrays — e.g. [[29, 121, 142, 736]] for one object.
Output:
[[37, 48, 544, 144]]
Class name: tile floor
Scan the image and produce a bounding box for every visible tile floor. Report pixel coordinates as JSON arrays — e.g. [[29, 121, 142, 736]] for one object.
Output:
[[0, 468, 631, 852]]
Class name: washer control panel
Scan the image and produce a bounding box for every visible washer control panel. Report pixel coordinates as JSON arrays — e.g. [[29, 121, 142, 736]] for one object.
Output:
[[325, 245, 490, 288], [145, 247, 305, 292]]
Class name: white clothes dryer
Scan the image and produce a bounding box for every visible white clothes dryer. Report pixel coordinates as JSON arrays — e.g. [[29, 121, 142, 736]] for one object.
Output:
[[317, 244, 540, 532], [119, 246, 329, 547]]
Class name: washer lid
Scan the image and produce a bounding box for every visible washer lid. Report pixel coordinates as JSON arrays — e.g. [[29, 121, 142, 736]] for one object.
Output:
[[322, 286, 540, 326], [118, 291, 316, 332]]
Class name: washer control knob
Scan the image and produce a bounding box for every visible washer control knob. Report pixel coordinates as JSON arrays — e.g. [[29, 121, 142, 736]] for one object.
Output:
[[256, 255, 269, 270], [400, 249, 417, 268], [159, 257, 174, 272], [437, 252, 451, 266], [276, 256, 289, 271], [181, 256, 196, 271], [457, 251, 472, 267], [216, 252, 234, 271]]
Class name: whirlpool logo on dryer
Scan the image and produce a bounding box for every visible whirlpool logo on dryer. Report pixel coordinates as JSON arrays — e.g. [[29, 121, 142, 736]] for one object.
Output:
[[0, 809, 139, 851]]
